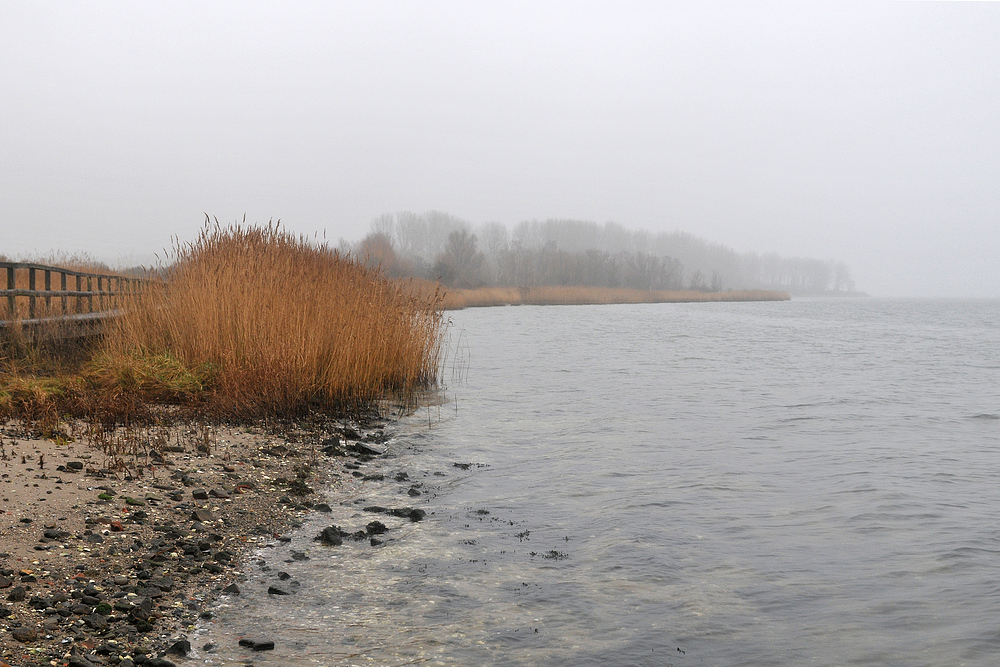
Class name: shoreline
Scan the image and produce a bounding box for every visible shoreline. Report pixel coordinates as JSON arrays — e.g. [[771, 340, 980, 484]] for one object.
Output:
[[438, 286, 791, 309], [0, 418, 392, 667]]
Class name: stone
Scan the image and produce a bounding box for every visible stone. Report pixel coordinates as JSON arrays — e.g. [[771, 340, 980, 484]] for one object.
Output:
[[191, 509, 214, 523], [222, 584, 241, 596], [366, 521, 388, 535], [267, 586, 289, 595], [7, 585, 26, 601], [84, 613, 110, 630], [238, 637, 275, 651], [191, 489, 209, 500], [11, 626, 37, 642], [166, 639, 191, 656], [315, 526, 343, 546]]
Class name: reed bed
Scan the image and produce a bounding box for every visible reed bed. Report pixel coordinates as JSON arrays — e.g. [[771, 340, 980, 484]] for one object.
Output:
[[439, 285, 790, 309], [96, 224, 444, 418]]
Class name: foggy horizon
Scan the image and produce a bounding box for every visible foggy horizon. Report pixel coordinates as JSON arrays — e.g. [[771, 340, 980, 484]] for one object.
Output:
[[3, 3, 998, 297]]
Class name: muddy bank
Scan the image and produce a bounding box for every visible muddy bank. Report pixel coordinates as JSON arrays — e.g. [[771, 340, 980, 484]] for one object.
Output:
[[0, 418, 394, 667]]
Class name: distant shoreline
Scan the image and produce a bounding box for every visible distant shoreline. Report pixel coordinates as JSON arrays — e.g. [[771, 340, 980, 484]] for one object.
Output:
[[439, 286, 791, 310]]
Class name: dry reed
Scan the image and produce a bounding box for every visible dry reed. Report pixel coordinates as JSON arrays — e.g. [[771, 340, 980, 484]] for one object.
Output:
[[96, 224, 444, 418], [438, 285, 790, 309]]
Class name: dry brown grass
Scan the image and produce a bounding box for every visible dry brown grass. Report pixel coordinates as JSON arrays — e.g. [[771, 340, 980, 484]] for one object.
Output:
[[97, 224, 444, 418], [439, 285, 791, 309]]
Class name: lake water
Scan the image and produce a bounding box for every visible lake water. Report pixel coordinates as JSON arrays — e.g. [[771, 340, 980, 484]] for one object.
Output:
[[199, 298, 1000, 666]]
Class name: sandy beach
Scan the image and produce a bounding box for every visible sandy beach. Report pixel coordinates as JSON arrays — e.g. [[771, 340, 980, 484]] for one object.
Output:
[[0, 418, 389, 667]]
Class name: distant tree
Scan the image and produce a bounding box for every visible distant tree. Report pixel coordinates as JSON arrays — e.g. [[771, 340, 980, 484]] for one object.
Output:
[[433, 229, 485, 288]]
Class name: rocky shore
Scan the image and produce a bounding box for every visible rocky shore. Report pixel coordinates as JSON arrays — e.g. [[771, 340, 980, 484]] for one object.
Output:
[[0, 417, 399, 667]]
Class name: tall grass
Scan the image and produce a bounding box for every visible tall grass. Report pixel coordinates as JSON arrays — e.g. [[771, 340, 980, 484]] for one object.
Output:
[[439, 285, 791, 309], [98, 224, 444, 418]]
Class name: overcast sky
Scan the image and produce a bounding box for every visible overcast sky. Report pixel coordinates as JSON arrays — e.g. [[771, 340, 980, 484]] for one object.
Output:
[[2, 2, 998, 296]]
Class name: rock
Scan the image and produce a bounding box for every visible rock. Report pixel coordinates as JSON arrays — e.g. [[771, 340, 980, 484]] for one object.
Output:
[[347, 442, 382, 456], [149, 659, 177, 667], [11, 626, 37, 642], [166, 639, 191, 656], [209, 488, 231, 499], [191, 509, 214, 522], [366, 521, 388, 535], [394, 472, 409, 482], [363, 505, 388, 514], [222, 584, 241, 596], [314, 503, 332, 513], [191, 489, 209, 500], [290, 551, 309, 561], [267, 586, 290, 595], [239, 637, 275, 651], [8, 585, 26, 601], [370, 537, 384, 546], [391, 507, 426, 522], [68, 656, 97, 667], [84, 613, 110, 630], [315, 526, 344, 546], [0, 576, 10, 588], [407, 488, 422, 497], [67, 461, 85, 470], [277, 571, 291, 580]]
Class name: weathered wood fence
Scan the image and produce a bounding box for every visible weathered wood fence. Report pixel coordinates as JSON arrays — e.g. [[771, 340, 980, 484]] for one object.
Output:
[[0, 261, 151, 335]]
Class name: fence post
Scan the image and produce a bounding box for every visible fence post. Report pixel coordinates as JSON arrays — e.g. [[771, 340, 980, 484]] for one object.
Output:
[[76, 275, 82, 314], [5, 266, 13, 320], [44, 269, 52, 315], [29, 267, 36, 319], [61, 272, 68, 315], [87, 276, 93, 313]]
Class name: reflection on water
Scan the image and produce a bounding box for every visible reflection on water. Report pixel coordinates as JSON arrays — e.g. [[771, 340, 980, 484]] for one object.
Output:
[[197, 299, 1000, 666]]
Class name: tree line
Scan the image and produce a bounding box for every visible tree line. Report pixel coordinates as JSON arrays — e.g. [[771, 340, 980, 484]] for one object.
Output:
[[343, 211, 858, 295]]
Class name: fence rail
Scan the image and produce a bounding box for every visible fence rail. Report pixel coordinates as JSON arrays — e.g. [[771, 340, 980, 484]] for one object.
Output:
[[1, 261, 152, 328]]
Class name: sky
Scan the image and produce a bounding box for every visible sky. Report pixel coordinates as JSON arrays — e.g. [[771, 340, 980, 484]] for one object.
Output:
[[2, 2, 998, 297]]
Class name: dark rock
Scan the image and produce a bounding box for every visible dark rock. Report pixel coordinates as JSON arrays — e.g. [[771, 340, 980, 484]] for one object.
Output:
[[394, 472, 409, 482], [0, 576, 11, 588], [149, 659, 177, 667], [365, 521, 389, 535], [347, 442, 382, 456], [314, 503, 332, 513], [68, 656, 97, 667], [315, 526, 343, 546], [0, 608, 11, 617], [8, 585, 26, 601], [222, 583, 240, 596], [11, 626, 37, 642], [191, 489, 209, 500], [190, 509, 214, 523], [84, 613, 110, 630], [209, 488, 230, 499], [363, 505, 388, 514], [67, 461, 85, 470], [363, 474, 384, 481], [391, 507, 426, 522], [166, 639, 191, 656], [267, 586, 290, 595], [239, 637, 275, 651], [407, 488, 422, 497], [71, 603, 93, 615], [81, 595, 101, 605], [290, 551, 309, 561], [370, 537, 384, 546]]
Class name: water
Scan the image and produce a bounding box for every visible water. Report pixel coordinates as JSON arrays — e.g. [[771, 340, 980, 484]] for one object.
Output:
[[200, 298, 1000, 666]]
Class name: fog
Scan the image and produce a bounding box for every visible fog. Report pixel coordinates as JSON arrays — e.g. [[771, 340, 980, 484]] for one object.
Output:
[[2, 2, 998, 297]]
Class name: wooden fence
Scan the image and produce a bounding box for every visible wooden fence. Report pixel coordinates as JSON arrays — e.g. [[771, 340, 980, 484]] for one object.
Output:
[[0, 261, 151, 329]]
